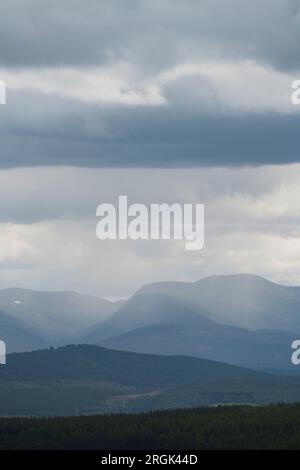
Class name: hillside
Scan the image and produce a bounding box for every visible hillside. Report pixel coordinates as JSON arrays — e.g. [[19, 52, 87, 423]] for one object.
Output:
[[81, 292, 298, 372], [102, 322, 297, 372], [82, 293, 214, 342], [0, 344, 264, 386], [0, 309, 46, 353], [0, 345, 299, 416]]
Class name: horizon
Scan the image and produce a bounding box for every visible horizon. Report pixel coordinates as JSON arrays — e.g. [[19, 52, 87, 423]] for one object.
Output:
[[0, 271, 297, 301]]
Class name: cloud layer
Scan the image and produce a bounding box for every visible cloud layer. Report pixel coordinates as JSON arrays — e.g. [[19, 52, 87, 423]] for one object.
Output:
[[0, 1, 300, 167], [1, 0, 300, 71]]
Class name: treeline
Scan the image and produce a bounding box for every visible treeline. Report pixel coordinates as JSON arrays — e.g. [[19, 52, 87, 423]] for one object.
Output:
[[0, 403, 300, 449]]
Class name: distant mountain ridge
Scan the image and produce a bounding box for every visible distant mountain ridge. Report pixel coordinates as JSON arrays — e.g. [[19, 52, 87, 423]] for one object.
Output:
[[136, 273, 300, 332], [79, 274, 300, 372], [79, 291, 297, 372], [1, 274, 300, 372], [82, 293, 214, 343], [0, 288, 123, 351], [0, 308, 46, 353], [101, 321, 297, 372]]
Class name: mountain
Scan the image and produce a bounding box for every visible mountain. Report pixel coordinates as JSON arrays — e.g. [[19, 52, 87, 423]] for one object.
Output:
[[0, 345, 300, 416], [81, 291, 298, 372], [0, 344, 264, 386], [0, 288, 123, 345], [136, 274, 300, 333], [102, 322, 297, 372], [82, 293, 214, 343], [0, 309, 46, 353], [3, 273, 300, 364]]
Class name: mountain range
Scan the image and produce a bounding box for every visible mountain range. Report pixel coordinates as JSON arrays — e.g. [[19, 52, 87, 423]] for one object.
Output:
[[136, 273, 300, 332], [0, 288, 123, 352], [80, 275, 300, 372], [0, 274, 299, 374]]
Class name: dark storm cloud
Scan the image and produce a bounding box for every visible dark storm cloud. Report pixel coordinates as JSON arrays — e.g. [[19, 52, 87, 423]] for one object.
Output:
[[0, 0, 300, 168], [0, 0, 300, 72], [0, 88, 299, 168]]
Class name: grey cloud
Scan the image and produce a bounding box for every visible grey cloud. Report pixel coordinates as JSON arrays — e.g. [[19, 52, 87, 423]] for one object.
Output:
[[0, 165, 298, 225], [0, 0, 300, 72], [0, 1, 300, 169], [0, 88, 300, 168]]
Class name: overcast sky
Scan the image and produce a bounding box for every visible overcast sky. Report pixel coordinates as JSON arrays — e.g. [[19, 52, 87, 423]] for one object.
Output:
[[0, 0, 300, 297]]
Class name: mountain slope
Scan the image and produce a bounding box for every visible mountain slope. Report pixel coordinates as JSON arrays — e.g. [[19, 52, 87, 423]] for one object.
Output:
[[102, 323, 296, 372], [137, 274, 300, 332], [0, 288, 123, 343], [0, 309, 46, 353], [0, 345, 300, 416], [82, 293, 213, 343], [0, 344, 264, 387], [81, 291, 297, 372]]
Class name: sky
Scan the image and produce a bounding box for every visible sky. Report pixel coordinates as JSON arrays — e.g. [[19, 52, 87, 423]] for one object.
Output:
[[0, 0, 300, 298]]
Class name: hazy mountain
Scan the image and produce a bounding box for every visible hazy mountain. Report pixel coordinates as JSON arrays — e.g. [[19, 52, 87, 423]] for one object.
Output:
[[0, 288, 123, 343], [102, 322, 297, 373], [81, 293, 213, 343], [3, 274, 300, 362], [82, 291, 297, 372], [137, 274, 300, 333], [0, 309, 46, 353]]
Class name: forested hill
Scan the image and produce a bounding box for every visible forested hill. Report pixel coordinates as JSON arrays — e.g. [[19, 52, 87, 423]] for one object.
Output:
[[0, 345, 300, 416], [0, 344, 264, 386], [1, 404, 300, 450]]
